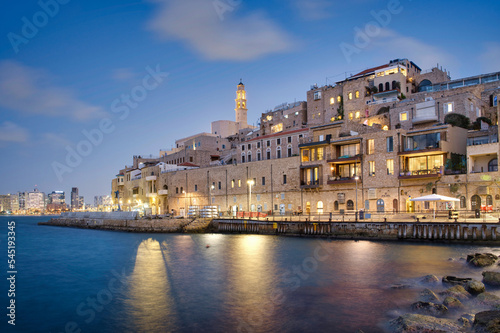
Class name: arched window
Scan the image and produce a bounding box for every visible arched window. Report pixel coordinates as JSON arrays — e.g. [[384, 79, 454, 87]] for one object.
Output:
[[306, 202, 311, 214], [471, 195, 481, 211], [377, 199, 385, 212], [486, 195, 493, 206], [347, 200, 354, 210], [334, 201, 339, 211], [247, 151, 252, 162], [317, 201, 324, 214], [378, 83, 383, 92], [488, 158, 498, 172], [355, 90, 360, 98], [392, 80, 397, 90], [287, 144, 292, 157], [257, 149, 261, 161], [241, 153, 245, 163], [393, 199, 398, 213], [460, 196, 466, 209], [277, 147, 281, 159], [418, 79, 432, 92], [385, 82, 390, 91]]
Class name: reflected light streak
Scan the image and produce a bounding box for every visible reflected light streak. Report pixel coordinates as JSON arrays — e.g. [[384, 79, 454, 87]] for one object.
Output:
[[125, 238, 176, 332]]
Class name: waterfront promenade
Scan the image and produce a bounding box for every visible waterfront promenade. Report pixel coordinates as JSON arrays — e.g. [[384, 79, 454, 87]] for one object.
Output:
[[39, 210, 500, 243]]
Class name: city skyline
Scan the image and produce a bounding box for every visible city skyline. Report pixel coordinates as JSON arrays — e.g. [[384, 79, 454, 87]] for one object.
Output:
[[1, 0, 499, 201]]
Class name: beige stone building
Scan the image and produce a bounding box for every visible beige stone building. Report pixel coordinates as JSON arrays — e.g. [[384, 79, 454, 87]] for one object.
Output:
[[111, 62, 500, 216]]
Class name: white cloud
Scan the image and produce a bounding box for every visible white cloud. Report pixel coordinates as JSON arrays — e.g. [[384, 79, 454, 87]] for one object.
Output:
[[41, 132, 73, 148], [368, 29, 457, 71], [0, 60, 106, 121], [0, 121, 29, 143], [112, 67, 136, 81], [293, 0, 333, 20], [479, 42, 500, 74], [147, 0, 294, 61]]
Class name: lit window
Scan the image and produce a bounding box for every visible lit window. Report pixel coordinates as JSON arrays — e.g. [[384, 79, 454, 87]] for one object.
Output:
[[386, 159, 394, 175], [337, 96, 341, 102], [231, 180, 235, 188], [355, 111, 360, 119], [348, 92, 353, 100], [349, 112, 353, 120], [284, 114, 288, 118], [382, 125, 388, 130], [330, 97, 334, 104], [271, 123, 283, 133], [238, 179, 241, 187], [369, 161, 375, 176], [367, 139, 374, 154], [355, 91, 360, 98], [444, 102, 453, 113], [400, 112, 408, 121], [295, 111, 299, 115], [314, 91, 321, 100]]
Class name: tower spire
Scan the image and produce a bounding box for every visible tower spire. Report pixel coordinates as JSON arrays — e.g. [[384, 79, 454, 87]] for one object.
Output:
[[235, 80, 247, 128]]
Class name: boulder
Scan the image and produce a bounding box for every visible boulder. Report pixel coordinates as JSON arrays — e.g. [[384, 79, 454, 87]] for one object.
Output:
[[467, 253, 498, 267], [442, 296, 464, 310], [439, 285, 472, 301], [475, 292, 500, 309], [473, 310, 500, 332], [467, 280, 486, 295], [420, 274, 440, 284], [410, 301, 448, 316], [389, 313, 463, 333], [458, 313, 475, 329], [442, 275, 472, 286], [418, 288, 440, 303], [483, 271, 500, 286]]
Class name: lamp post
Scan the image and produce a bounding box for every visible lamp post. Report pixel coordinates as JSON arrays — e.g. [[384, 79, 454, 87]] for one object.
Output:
[[354, 175, 359, 221], [247, 179, 254, 214]]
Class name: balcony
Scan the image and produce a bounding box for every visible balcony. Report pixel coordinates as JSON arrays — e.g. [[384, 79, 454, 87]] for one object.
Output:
[[327, 176, 361, 185], [146, 193, 157, 198], [146, 175, 157, 181], [131, 175, 142, 181], [300, 180, 322, 189], [399, 141, 447, 157], [327, 154, 361, 164], [398, 169, 442, 180], [412, 114, 438, 124], [158, 190, 168, 195]]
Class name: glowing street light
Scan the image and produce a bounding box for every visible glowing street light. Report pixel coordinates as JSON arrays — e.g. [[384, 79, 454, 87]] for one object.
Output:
[[247, 179, 255, 213], [354, 175, 359, 221]]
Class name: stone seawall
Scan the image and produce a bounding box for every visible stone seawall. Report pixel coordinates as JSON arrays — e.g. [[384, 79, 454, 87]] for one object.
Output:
[[214, 219, 500, 243], [39, 217, 213, 233]]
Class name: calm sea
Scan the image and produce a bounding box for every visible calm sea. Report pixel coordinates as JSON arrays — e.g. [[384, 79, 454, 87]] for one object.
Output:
[[1, 216, 499, 333]]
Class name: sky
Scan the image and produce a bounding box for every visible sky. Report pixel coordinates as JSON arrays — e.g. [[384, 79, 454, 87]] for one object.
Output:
[[0, 0, 499, 203]]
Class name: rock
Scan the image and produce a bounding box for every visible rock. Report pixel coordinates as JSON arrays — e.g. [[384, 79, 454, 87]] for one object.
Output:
[[467, 280, 486, 295], [439, 285, 472, 301], [410, 301, 448, 316], [389, 313, 463, 333], [420, 274, 440, 284], [418, 288, 440, 303], [473, 310, 500, 332], [467, 253, 498, 267], [442, 275, 472, 286], [390, 284, 412, 289], [443, 296, 464, 310], [475, 292, 500, 308], [483, 271, 500, 286]]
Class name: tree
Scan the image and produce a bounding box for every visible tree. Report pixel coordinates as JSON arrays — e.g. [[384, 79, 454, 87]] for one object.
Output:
[[444, 113, 470, 129]]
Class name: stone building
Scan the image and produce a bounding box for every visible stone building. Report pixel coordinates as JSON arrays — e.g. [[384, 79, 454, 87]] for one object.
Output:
[[111, 61, 500, 216]]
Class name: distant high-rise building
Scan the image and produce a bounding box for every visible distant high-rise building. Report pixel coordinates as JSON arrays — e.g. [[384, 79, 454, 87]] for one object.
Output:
[[0, 195, 12, 212], [26, 188, 45, 210], [18, 192, 25, 210], [78, 196, 84, 210], [71, 187, 79, 210], [10, 194, 19, 211], [49, 191, 65, 205]]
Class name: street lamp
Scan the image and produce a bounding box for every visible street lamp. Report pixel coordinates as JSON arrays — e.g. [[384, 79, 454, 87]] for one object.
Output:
[[247, 179, 255, 213], [354, 175, 359, 221]]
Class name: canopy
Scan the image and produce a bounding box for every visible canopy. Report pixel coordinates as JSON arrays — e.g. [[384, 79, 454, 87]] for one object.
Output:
[[410, 194, 460, 202]]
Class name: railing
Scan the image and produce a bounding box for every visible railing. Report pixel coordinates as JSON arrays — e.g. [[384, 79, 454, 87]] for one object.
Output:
[[399, 169, 441, 176], [131, 175, 142, 180], [300, 180, 321, 186], [417, 73, 500, 93], [467, 136, 498, 146]]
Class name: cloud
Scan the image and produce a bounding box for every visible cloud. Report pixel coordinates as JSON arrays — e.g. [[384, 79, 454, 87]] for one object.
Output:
[[147, 0, 294, 61], [0, 121, 29, 143], [41, 132, 73, 148], [293, 0, 333, 20], [0, 60, 106, 121], [112, 67, 136, 81], [369, 29, 457, 71], [479, 42, 500, 74]]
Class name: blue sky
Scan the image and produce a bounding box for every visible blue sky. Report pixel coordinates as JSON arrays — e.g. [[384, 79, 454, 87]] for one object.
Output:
[[0, 0, 499, 203]]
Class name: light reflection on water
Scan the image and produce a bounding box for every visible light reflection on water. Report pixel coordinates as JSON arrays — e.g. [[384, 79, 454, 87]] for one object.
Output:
[[6, 217, 500, 333]]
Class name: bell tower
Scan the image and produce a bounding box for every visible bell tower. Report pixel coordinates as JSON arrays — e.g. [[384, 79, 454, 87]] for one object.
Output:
[[235, 79, 248, 128]]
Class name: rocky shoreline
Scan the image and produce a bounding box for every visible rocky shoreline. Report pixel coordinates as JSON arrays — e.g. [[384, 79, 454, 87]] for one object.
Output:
[[388, 253, 500, 332]]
